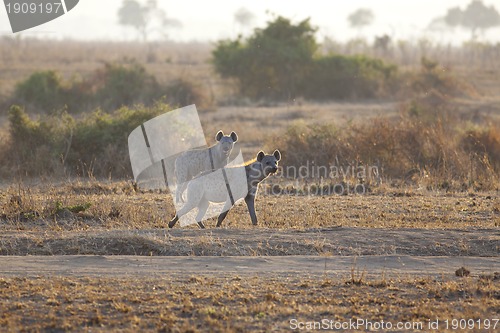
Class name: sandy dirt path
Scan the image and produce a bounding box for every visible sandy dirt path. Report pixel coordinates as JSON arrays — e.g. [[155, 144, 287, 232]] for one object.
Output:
[[0, 255, 498, 278], [1, 227, 497, 278]]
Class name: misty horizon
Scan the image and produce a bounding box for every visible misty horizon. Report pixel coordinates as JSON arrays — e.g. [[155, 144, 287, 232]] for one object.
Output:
[[1, 0, 500, 45]]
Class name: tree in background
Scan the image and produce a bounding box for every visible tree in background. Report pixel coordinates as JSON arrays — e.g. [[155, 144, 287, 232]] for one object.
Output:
[[234, 7, 256, 34], [347, 8, 374, 34], [213, 16, 317, 100], [118, 0, 181, 41], [212, 16, 396, 101], [444, 0, 500, 39]]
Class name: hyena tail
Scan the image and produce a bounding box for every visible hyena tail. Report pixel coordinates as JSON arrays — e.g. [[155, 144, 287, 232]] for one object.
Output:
[[175, 182, 188, 203]]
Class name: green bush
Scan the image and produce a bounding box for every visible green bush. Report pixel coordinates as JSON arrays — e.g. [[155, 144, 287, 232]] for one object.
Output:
[[3, 103, 171, 178], [7, 105, 74, 175], [213, 16, 318, 100], [90, 61, 164, 111], [14, 71, 68, 113], [165, 78, 211, 110], [212, 16, 397, 101], [303, 54, 397, 100], [67, 104, 170, 177], [212, 39, 246, 79], [10, 62, 168, 114]]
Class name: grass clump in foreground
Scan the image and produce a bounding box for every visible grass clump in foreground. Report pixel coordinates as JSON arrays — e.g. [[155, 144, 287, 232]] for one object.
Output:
[[0, 274, 497, 332]]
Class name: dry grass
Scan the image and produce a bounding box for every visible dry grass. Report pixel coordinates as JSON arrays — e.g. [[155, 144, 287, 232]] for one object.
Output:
[[1, 39, 500, 185], [266, 99, 500, 191], [1, 180, 498, 232], [0, 181, 498, 256], [0, 273, 497, 332]]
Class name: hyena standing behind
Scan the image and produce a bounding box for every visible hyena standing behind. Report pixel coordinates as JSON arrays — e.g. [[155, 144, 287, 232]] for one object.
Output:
[[175, 130, 238, 203], [169, 150, 281, 228]]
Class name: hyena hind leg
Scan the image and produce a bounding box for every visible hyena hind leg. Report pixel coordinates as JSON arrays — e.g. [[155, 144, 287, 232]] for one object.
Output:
[[169, 186, 203, 228], [195, 198, 209, 229]]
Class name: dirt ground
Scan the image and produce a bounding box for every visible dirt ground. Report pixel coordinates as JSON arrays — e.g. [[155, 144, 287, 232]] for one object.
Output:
[[0, 181, 498, 331], [0, 226, 498, 332], [1, 254, 498, 277], [0, 227, 498, 257], [0, 255, 498, 332]]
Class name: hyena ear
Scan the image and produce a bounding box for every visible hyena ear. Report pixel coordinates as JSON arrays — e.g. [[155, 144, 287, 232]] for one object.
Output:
[[215, 130, 224, 141], [230, 131, 238, 142], [257, 151, 265, 162], [273, 150, 281, 161]]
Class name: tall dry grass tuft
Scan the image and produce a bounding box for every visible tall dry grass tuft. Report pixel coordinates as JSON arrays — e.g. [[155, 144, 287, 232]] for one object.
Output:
[[461, 124, 500, 186], [269, 99, 500, 190]]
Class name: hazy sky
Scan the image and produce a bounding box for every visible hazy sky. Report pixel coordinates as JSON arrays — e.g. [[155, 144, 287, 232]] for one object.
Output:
[[1, 0, 499, 44]]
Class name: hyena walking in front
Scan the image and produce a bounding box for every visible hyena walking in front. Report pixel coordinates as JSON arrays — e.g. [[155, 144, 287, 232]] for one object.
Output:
[[169, 150, 281, 228], [175, 130, 238, 203]]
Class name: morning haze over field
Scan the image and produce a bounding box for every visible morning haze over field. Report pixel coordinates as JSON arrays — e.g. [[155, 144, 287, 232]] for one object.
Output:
[[0, 0, 499, 332], [1, 0, 500, 43]]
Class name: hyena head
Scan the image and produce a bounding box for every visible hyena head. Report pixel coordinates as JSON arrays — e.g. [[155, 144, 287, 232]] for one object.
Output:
[[215, 130, 238, 157], [256, 150, 281, 177]]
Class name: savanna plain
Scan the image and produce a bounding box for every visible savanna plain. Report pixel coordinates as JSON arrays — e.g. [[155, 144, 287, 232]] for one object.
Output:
[[0, 37, 499, 332]]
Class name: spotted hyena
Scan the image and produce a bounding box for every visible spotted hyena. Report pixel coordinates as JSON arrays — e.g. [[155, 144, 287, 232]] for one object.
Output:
[[169, 150, 281, 228], [175, 130, 238, 203]]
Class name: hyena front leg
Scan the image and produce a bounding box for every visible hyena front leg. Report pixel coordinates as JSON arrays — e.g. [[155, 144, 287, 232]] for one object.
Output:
[[244, 194, 258, 226], [216, 199, 234, 227], [168, 214, 179, 228]]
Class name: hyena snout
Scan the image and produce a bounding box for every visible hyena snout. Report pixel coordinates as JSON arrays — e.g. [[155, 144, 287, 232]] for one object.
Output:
[[266, 166, 278, 174], [267, 161, 279, 174]]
